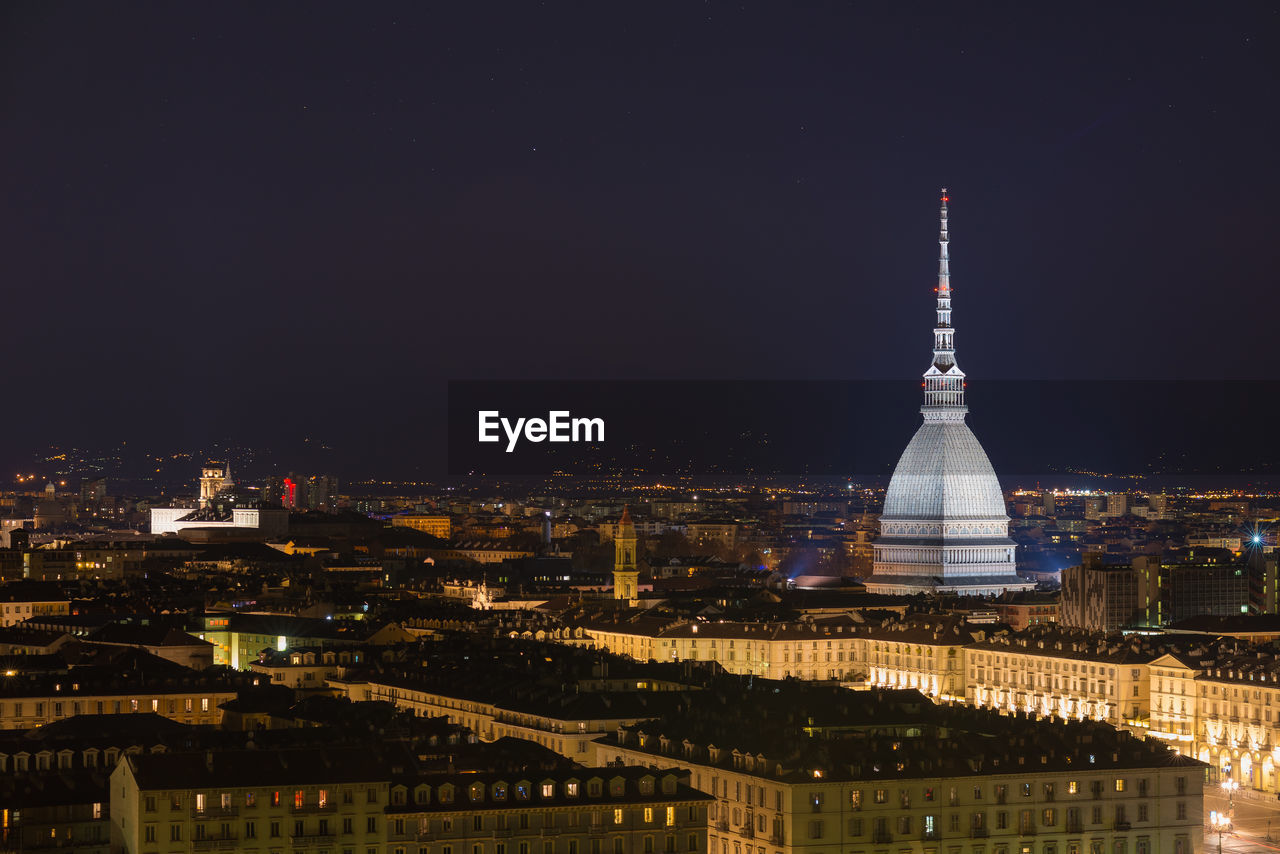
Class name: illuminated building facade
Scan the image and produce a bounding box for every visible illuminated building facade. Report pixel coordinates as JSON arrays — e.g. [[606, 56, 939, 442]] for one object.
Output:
[[390, 514, 452, 538], [198, 462, 232, 507], [602, 687, 1203, 854], [1150, 651, 1280, 795], [866, 192, 1032, 597], [964, 632, 1151, 731]]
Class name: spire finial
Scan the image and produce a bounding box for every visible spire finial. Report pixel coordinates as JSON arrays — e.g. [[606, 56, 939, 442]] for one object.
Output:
[[922, 188, 966, 417]]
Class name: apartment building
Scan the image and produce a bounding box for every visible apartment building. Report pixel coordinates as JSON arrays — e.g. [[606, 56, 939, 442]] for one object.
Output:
[[597, 683, 1205, 854], [0, 670, 242, 730], [111, 746, 392, 854], [384, 768, 710, 854]]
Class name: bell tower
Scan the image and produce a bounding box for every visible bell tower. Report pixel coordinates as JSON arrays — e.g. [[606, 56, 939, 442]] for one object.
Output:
[[612, 506, 639, 605]]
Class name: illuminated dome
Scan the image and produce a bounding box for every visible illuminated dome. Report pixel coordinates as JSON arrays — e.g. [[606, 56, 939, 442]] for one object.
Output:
[[881, 420, 1007, 521], [863, 190, 1033, 597]]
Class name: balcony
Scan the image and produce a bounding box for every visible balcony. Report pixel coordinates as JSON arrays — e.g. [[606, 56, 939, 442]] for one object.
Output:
[[290, 804, 337, 815], [871, 831, 892, 844], [290, 833, 336, 846], [715, 820, 730, 833], [1066, 822, 1084, 834], [970, 828, 989, 839], [921, 831, 941, 842], [193, 838, 239, 851], [1114, 821, 1131, 832], [191, 807, 239, 819]]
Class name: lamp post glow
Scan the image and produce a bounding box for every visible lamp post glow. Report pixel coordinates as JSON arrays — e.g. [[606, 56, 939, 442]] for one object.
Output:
[[1210, 810, 1231, 854]]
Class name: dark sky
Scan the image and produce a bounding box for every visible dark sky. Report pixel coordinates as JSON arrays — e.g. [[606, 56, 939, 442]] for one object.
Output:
[[2, 3, 1276, 479]]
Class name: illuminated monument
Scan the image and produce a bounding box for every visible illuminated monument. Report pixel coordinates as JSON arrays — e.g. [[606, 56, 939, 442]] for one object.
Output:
[[865, 190, 1034, 597]]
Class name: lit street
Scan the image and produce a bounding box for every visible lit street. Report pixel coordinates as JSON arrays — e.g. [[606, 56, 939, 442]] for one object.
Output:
[[1206, 792, 1280, 853]]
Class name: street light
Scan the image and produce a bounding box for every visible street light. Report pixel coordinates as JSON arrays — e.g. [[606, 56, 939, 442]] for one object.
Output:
[[1210, 810, 1231, 854], [1222, 776, 1239, 812]]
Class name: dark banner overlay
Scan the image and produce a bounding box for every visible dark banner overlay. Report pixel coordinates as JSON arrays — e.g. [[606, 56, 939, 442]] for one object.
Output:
[[447, 380, 1277, 480]]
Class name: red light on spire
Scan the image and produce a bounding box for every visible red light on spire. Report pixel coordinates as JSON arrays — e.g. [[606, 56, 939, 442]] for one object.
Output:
[[942, 195, 949, 202]]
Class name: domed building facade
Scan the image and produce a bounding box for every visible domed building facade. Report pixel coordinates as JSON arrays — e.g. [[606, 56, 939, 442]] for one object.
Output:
[[864, 191, 1034, 597]]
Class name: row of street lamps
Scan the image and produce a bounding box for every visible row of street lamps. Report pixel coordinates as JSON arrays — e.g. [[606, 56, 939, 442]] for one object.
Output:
[[1211, 766, 1240, 854]]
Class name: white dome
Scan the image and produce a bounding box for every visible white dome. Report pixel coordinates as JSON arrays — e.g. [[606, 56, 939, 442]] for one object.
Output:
[[881, 419, 1008, 521]]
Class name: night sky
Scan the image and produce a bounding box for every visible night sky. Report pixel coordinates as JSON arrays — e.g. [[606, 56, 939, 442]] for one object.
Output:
[[2, 4, 1276, 480]]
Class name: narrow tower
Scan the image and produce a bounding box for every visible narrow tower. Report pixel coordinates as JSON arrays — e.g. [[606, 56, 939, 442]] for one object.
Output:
[[199, 462, 232, 508], [866, 190, 1033, 598], [612, 506, 639, 605], [922, 188, 966, 413]]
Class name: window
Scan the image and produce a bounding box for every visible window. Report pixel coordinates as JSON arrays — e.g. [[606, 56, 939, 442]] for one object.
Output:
[[810, 792, 823, 812], [170, 825, 182, 842], [874, 789, 887, 804], [1175, 803, 1186, 820], [144, 825, 156, 842], [367, 817, 378, 833], [850, 790, 862, 810], [665, 807, 674, 828], [542, 783, 555, 798], [807, 820, 824, 839], [1115, 779, 1126, 793]]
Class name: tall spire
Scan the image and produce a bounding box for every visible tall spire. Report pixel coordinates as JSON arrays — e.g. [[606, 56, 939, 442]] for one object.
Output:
[[922, 188, 967, 416]]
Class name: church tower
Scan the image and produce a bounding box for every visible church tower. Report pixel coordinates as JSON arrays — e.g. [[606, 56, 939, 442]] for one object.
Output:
[[612, 506, 639, 604], [199, 462, 232, 508]]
